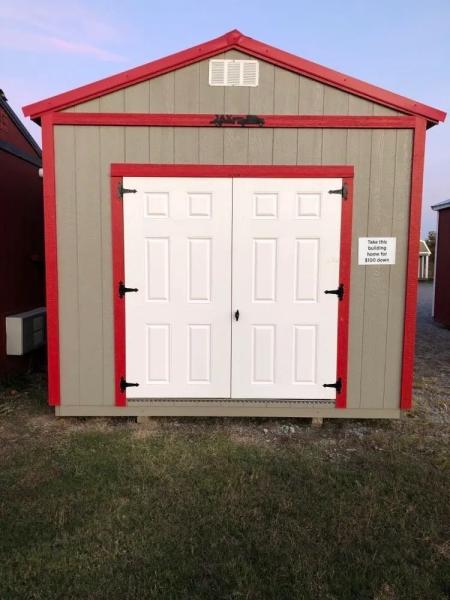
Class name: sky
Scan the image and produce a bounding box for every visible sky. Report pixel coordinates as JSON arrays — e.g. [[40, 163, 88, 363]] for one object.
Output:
[[1, 0, 448, 236]]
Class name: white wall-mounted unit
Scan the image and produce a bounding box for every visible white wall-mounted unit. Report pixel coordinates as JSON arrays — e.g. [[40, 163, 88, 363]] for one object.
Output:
[[6, 307, 46, 355]]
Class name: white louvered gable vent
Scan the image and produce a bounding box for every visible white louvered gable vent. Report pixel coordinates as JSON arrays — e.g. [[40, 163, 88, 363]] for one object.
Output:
[[209, 59, 259, 87]]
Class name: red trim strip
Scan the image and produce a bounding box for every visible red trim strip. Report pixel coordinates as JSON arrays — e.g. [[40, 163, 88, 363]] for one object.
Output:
[[111, 164, 354, 179], [23, 30, 445, 125], [335, 177, 353, 408], [41, 114, 60, 406], [111, 164, 352, 409], [111, 177, 126, 407], [400, 118, 427, 410], [52, 113, 418, 129]]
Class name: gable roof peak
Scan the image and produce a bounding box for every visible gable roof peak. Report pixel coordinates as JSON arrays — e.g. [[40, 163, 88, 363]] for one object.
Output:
[[226, 29, 244, 43], [23, 30, 446, 127]]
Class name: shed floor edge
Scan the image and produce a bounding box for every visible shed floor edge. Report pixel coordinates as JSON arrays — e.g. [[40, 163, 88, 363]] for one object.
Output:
[[55, 406, 401, 419]]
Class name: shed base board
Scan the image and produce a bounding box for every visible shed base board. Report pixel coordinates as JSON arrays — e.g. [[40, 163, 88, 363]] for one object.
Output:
[[55, 405, 401, 419]]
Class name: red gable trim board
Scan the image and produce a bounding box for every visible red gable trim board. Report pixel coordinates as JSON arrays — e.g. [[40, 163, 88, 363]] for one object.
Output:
[[23, 30, 445, 125]]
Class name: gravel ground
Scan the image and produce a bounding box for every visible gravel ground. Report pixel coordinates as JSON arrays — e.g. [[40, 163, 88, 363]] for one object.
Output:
[[413, 282, 450, 424]]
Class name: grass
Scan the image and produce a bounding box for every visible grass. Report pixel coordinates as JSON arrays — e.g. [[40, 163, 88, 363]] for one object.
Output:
[[0, 377, 449, 599], [1, 289, 449, 600]]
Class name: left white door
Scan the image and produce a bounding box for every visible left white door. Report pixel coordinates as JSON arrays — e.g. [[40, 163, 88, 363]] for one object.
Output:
[[123, 177, 232, 398]]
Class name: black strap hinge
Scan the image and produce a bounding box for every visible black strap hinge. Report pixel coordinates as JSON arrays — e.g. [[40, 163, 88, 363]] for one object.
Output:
[[324, 283, 344, 301], [328, 183, 348, 199], [118, 183, 137, 198], [118, 281, 138, 298], [120, 377, 139, 393], [211, 114, 265, 127], [323, 378, 342, 394]]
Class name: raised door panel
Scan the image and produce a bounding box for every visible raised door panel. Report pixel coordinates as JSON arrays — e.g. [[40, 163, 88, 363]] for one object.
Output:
[[123, 177, 232, 398], [231, 178, 342, 399]]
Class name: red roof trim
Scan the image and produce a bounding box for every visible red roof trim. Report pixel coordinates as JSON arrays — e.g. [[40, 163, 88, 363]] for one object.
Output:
[[23, 29, 446, 125]]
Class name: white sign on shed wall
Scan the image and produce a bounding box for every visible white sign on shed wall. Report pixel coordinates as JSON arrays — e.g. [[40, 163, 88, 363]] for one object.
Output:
[[358, 237, 396, 265]]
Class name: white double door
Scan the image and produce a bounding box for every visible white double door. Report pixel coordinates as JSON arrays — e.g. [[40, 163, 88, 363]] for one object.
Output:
[[123, 177, 342, 400]]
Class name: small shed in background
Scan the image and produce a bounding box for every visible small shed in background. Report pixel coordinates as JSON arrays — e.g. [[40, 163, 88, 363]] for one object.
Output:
[[418, 240, 431, 280], [432, 200, 450, 327], [0, 90, 45, 376], [22, 30, 446, 418]]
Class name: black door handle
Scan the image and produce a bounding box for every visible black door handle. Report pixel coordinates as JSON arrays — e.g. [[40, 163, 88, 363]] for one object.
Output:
[[234, 310, 240, 321], [118, 281, 139, 298], [324, 283, 344, 301]]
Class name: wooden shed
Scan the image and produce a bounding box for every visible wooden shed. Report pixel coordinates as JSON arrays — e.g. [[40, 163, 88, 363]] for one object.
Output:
[[418, 240, 431, 280], [431, 200, 450, 327], [23, 30, 446, 418], [0, 90, 45, 376]]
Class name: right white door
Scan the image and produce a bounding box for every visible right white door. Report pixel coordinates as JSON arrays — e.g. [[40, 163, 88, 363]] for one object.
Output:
[[231, 178, 342, 399]]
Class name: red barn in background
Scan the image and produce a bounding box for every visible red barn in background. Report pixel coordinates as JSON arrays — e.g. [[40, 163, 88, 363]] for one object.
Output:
[[432, 200, 450, 328], [0, 90, 45, 376]]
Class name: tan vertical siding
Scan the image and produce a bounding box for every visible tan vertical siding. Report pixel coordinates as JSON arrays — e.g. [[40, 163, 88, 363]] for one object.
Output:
[[73, 98, 100, 113], [297, 129, 322, 165], [174, 128, 199, 163], [54, 123, 413, 411], [199, 128, 224, 164], [149, 72, 174, 111], [248, 61, 274, 164], [298, 77, 325, 114], [273, 69, 299, 164], [67, 51, 404, 118], [297, 79, 324, 164], [383, 130, 413, 408], [124, 85, 150, 162], [224, 129, 248, 164], [322, 88, 349, 165], [348, 96, 375, 116], [99, 90, 125, 112], [345, 128, 373, 408], [99, 126, 125, 405], [55, 126, 79, 405], [149, 73, 175, 160], [174, 63, 200, 112], [149, 126, 174, 163], [223, 51, 250, 164], [360, 129, 398, 409], [274, 68, 300, 114], [74, 126, 103, 404]]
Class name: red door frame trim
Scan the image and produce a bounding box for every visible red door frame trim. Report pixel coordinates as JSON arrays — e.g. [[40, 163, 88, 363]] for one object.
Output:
[[111, 164, 353, 408], [400, 118, 427, 409], [111, 176, 127, 407], [111, 164, 354, 179], [335, 175, 353, 408], [51, 112, 418, 129]]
